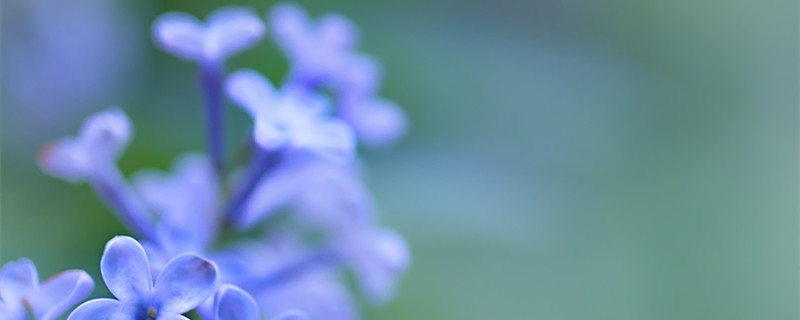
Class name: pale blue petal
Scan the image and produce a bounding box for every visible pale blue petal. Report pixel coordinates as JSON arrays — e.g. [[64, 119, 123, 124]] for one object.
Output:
[[345, 99, 407, 147], [352, 229, 410, 303], [158, 315, 191, 320], [205, 7, 265, 61], [66, 298, 132, 320], [153, 12, 205, 61], [293, 119, 355, 162], [29, 270, 95, 320], [154, 254, 217, 315], [226, 70, 275, 117], [318, 13, 358, 50], [101, 236, 153, 301], [268, 3, 309, 46], [271, 310, 309, 320], [38, 139, 93, 183], [215, 285, 259, 320], [79, 107, 133, 161], [0, 258, 38, 302], [253, 116, 291, 150]]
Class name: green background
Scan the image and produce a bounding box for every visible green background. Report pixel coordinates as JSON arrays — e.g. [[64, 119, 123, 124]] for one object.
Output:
[[1, 0, 797, 319]]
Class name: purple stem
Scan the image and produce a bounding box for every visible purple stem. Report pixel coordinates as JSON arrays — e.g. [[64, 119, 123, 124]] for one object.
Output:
[[200, 62, 226, 175], [226, 148, 284, 226], [89, 165, 155, 240]]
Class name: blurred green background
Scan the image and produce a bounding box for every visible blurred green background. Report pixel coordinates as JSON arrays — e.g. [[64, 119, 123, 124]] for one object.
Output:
[[1, 0, 797, 319]]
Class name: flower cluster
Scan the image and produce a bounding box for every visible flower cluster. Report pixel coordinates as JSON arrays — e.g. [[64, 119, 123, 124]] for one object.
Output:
[[2, 3, 409, 320]]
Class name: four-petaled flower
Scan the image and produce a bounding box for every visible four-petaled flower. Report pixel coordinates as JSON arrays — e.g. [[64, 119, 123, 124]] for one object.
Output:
[[38, 107, 132, 183], [226, 69, 355, 162], [68, 236, 217, 320], [153, 6, 264, 63], [0, 258, 94, 320]]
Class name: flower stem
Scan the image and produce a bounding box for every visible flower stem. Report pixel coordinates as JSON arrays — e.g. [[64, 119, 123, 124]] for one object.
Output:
[[200, 62, 226, 175], [90, 165, 155, 240], [226, 148, 284, 227]]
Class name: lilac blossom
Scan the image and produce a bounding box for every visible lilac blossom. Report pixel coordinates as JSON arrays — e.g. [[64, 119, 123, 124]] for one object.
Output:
[[213, 285, 309, 320], [338, 228, 410, 304], [226, 69, 355, 160], [39, 108, 156, 240], [133, 154, 220, 276], [68, 236, 218, 320], [268, 4, 407, 146], [0, 258, 94, 320], [153, 6, 265, 173], [224, 69, 355, 226], [269, 3, 358, 86]]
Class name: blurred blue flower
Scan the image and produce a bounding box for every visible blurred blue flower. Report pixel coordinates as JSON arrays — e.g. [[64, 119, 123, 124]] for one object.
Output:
[[213, 284, 309, 320], [227, 69, 355, 162], [267, 3, 407, 146], [39, 107, 131, 183], [269, 3, 358, 86], [40, 108, 156, 240], [338, 228, 410, 304], [0, 258, 94, 320], [133, 154, 220, 277], [67, 236, 218, 320], [153, 6, 264, 64]]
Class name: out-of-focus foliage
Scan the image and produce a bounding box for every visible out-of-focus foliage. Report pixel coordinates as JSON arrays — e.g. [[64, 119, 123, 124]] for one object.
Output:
[[1, 0, 796, 319]]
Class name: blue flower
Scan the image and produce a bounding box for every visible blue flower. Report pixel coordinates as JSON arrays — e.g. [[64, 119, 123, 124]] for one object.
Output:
[[153, 6, 264, 63], [268, 3, 359, 86], [39, 107, 132, 183], [0, 258, 94, 320], [133, 154, 221, 276], [339, 228, 410, 304], [40, 108, 156, 240], [67, 236, 218, 320], [226, 69, 355, 162], [213, 285, 309, 320]]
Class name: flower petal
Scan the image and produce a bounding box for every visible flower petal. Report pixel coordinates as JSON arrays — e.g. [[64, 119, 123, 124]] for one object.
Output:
[[154, 254, 217, 315], [66, 298, 132, 320], [294, 119, 355, 162], [79, 107, 133, 161], [205, 7, 265, 61], [346, 99, 407, 147], [269, 3, 309, 47], [38, 139, 93, 183], [0, 258, 38, 302], [271, 310, 310, 320], [318, 13, 358, 50], [214, 285, 259, 320], [153, 12, 205, 61], [101, 236, 153, 301], [29, 270, 95, 320], [226, 70, 275, 117]]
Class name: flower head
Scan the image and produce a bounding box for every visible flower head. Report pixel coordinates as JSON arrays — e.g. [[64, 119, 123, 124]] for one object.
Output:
[[0, 258, 94, 320], [269, 3, 359, 85], [153, 6, 264, 63], [39, 107, 132, 183], [226, 69, 355, 162], [68, 236, 218, 320]]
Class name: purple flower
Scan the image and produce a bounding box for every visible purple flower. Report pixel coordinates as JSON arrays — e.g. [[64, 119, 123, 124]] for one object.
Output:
[[39, 107, 131, 183], [0, 258, 94, 320], [267, 4, 407, 147], [153, 6, 264, 63], [212, 285, 309, 320], [269, 3, 358, 85], [39, 108, 156, 240], [338, 228, 410, 304], [226, 69, 355, 162], [67, 236, 218, 320], [133, 154, 220, 276]]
